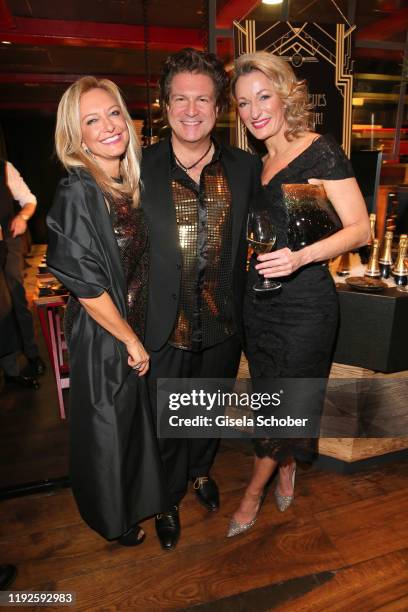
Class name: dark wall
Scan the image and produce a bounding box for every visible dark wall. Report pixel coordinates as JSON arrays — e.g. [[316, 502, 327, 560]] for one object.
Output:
[[0, 113, 64, 243]]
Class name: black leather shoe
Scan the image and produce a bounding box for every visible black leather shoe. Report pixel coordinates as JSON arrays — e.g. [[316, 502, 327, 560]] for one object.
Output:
[[27, 356, 46, 376], [193, 476, 219, 512], [155, 506, 180, 551], [0, 564, 17, 590], [5, 374, 40, 390], [117, 525, 145, 547]]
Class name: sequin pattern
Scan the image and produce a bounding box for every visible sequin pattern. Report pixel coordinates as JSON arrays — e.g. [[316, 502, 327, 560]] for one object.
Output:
[[107, 193, 149, 339], [170, 160, 236, 351], [282, 183, 342, 250]]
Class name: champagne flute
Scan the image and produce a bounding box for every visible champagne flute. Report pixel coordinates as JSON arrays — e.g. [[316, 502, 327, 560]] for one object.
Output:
[[247, 210, 282, 293]]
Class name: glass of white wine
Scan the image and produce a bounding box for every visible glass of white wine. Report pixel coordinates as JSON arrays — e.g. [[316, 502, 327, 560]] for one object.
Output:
[[247, 210, 282, 293]]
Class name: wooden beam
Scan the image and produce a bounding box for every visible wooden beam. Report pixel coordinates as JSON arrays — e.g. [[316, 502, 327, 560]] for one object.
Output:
[[0, 73, 159, 86], [216, 0, 261, 29], [0, 0, 15, 30], [0, 101, 148, 111], [356, 8, 408, 41], [0, 17, 203, 50]]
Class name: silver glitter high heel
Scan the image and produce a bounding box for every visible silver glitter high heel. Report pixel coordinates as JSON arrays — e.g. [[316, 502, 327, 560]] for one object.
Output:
[[274, 465, 296, 512], [226, 488, 268, 538]]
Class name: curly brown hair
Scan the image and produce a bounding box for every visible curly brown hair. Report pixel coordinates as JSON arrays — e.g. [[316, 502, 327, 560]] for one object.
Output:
[[231, 52, 313, 140], [159, 48, 230, 112]]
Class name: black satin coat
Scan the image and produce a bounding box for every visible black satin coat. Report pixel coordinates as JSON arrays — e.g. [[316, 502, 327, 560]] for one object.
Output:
[[46, 168, 169, 540], [141, 138, 263, 352]]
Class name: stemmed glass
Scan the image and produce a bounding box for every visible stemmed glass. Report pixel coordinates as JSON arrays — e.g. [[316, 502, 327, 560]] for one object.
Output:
[[247, 210, 281, 293]]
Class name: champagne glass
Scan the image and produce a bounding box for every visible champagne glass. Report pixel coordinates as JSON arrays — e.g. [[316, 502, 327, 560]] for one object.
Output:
[[247, 210, 282, 293]]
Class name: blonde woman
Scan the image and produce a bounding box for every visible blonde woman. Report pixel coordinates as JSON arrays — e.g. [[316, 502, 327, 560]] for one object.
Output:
[[47, 77, 168, 544], [227, 53, 370, 536]]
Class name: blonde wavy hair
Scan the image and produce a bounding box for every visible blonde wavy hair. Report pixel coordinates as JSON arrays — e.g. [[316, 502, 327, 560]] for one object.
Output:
[[231, 52, 313, 140], [55, 76, 141, 206]]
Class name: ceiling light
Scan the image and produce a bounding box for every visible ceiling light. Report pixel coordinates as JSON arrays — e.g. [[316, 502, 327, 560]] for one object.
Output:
[[262, 0, 283, 5]]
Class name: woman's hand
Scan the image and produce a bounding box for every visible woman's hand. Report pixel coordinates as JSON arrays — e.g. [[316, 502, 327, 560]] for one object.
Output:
[[256, 247, 304, 278], [126, 337, 150, 376], [79, 293, 151, 377]]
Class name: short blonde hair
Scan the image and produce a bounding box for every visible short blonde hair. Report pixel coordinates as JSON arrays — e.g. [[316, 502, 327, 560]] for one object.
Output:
[[231, 52, 313, 140], [55, 76, 141, 206]]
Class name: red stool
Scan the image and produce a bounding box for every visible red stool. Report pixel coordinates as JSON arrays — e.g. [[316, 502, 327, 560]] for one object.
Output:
[[34, 295, 69, 419]]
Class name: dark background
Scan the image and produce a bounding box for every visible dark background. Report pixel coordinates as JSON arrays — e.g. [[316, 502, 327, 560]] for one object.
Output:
[[0, 0, 406, 243]]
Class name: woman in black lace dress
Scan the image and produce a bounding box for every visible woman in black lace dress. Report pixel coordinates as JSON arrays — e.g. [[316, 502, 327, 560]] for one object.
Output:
[[227, 53, 370, 536], [46, 77, 168, 544]]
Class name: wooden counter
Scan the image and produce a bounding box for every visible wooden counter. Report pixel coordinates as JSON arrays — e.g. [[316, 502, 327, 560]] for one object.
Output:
[[319, 363, 408, 464]]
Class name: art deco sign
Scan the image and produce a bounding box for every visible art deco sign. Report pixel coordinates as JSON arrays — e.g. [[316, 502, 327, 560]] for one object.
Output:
[[234, 21, 355, 156]]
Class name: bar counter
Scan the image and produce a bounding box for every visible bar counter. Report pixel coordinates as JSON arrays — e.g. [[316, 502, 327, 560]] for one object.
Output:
[[318, 256, 408, 467]]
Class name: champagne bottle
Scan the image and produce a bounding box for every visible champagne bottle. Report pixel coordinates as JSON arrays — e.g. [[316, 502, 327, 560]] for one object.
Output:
[[392, 234, 408, 287], [369, 213, 376, 242], [365, 239, 381, 277], [360, 213, 376, 264], [379, 231, 393, 279]]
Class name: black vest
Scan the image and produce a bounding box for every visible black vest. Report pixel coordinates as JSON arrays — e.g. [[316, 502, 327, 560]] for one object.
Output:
[[0, 161, 14, 237]]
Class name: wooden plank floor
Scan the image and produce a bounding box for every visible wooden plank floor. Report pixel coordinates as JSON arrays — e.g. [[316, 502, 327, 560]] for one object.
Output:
[[0, 445, 407, 611], [0, 245, 69, 489], [1, 247, 407, 610]]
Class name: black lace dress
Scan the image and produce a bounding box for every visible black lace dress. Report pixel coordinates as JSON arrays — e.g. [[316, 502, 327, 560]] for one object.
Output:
[[244, 134, 354, 462]]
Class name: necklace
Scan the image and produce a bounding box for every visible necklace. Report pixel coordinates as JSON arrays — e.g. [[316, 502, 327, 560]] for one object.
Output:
[[173, 141, 213, 172]]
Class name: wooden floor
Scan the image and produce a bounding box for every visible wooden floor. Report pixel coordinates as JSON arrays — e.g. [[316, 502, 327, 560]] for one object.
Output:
[[0, 246, 69, 488], [0, 445, 407, 611]]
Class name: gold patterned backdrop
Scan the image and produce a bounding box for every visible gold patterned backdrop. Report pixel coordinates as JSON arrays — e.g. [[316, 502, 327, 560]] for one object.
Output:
[[233, 20, 355, 157]]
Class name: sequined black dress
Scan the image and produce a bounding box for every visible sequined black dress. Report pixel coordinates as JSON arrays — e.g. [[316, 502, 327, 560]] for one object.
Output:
[[244, 135, 354, 461], [106, 193, 149, 338], [63, 195, 149, 346]]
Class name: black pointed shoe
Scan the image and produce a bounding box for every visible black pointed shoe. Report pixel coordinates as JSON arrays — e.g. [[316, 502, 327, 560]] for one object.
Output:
[[155, 506, 180, 551], [117, 525, 145, 547], [193, 476, 219, 512]]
